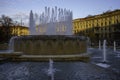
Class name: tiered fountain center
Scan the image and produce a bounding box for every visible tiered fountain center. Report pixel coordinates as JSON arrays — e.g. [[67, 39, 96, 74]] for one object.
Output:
[[13, 35, 87, 55], [6, 7, 88, 61], [13, 6, 87, 55]]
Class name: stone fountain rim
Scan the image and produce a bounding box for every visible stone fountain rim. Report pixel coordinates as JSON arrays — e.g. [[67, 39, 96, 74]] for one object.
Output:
[[15, 35, 87, 40]]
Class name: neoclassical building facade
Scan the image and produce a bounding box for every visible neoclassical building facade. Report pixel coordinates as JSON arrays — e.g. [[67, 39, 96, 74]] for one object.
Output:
[[73, 9, 120, 45], [11, 26, 29, 36]]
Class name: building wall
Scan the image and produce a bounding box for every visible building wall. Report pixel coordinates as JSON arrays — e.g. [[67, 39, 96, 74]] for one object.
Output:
[[73, 10, 120, 45], [11, 26, 29, 36]]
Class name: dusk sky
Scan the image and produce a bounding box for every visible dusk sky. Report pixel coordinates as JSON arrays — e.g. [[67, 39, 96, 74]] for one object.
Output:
[[0, 0, 120, 26]]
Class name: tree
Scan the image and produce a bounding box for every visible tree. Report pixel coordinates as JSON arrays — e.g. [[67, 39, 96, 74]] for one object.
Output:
[[0, 15, 13, 42]]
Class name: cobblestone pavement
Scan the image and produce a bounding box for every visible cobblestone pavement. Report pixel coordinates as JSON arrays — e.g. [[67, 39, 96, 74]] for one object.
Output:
[[0, 61, 119, 80], [89, 48, 120, 73], [0, 48, 120, 80]]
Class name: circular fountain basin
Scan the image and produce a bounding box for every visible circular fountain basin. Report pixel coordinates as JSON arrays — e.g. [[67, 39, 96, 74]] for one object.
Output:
[[13, 35, 87, 55]]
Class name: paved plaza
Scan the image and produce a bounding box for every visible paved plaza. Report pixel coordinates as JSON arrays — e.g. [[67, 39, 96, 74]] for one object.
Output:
[[0, 48, 120, 80]]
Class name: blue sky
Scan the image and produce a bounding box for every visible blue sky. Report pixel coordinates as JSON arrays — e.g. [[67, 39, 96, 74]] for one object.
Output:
[[0, 0, 120, 26]]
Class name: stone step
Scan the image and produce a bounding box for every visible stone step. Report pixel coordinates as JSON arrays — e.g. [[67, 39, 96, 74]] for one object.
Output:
[[0, 52, 23, 58], [11, 54, 90, 62]]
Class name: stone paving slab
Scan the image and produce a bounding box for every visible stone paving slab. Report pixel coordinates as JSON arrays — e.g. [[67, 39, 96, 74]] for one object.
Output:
[[0, 62, 119, 80], [89, 48, 120, 78]]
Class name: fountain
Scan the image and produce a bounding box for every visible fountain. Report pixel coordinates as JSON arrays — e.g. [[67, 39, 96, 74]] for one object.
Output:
[[0, 36, 18, 54], [8, 36, 18, 53], [0, 6, 88, 62], [29, 6, 73, 35], [0, 36, 19, 54], [114, 41, 116, 52], [29, 10, 36, 35], [0, 6, 119, 80], [103, 40, 107, 62], [99, 40, 101, 50], [8, 6, 87, 56], [113, 41, 120, 57], [42, 59, 59, 80], [96, 40, 110, 68], [48, 59, 55, 80]]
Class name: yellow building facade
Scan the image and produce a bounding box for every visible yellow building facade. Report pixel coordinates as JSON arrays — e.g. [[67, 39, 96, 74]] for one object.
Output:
[[73, 9, 120, 45], [11, 26, 29, 36]]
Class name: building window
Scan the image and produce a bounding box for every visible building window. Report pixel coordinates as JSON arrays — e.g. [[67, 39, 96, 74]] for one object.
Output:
[[109, 20, 111, 25], [105, 21, 107, 26], [117, 19, 119, 23], [101, 22, 103, 26]]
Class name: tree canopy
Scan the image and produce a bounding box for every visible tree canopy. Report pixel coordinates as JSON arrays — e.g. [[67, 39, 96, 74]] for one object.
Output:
[[0, 15, 14, 43]]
